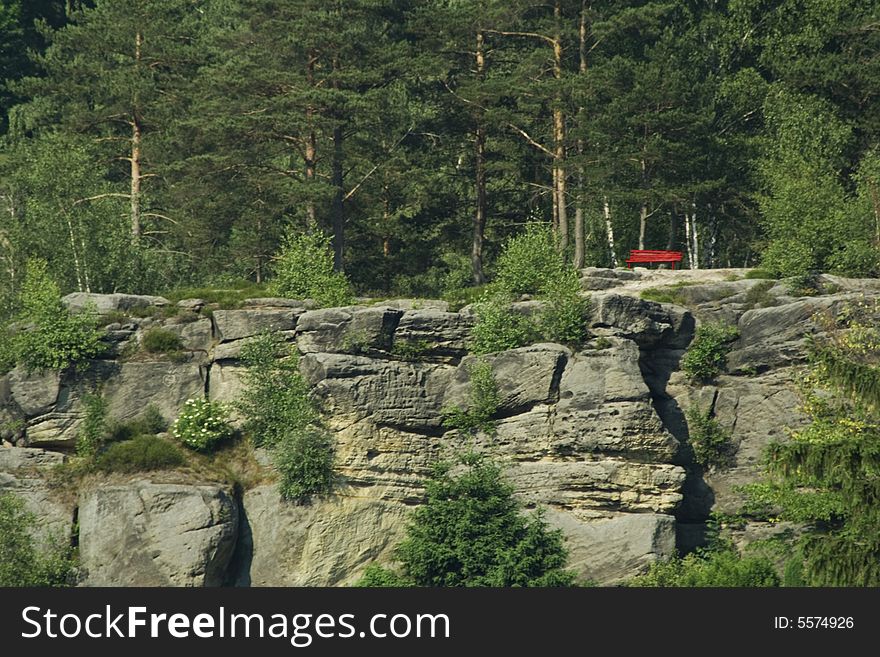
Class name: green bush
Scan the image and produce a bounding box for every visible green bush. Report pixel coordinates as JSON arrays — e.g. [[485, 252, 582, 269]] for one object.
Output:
[[11, 259, 103, 372], [470, 224, 588, 354], [172, 398, 233, 452], [107, 405, 168, 442], [76, 391, 108, 457], [269, 231, 354, 307], [628, 547, 779, 587], [442, 359, 500, 437], [686, 405, 734, 468], [680, 323, 740, 382], [276, 426, 335, 503], [356, 454, 577, 587], [827, 240, 880, 277], [744, 269, 778, 280], [0, 492, 75, 587], [237, 332, 318, 447], [93, 435, 185, 473], [470, 293, 537, 355], [354, 563, 410, 587], [141, 327, 183, 354]]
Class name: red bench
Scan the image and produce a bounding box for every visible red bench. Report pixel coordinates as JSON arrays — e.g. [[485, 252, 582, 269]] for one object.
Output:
[[626, 249, 684, 270]]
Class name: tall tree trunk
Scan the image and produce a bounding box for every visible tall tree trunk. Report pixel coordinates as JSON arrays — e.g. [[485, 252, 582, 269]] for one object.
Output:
[[572, 1, 588, 269], [130, 29, 143, 239], [639, 202, 647, 251], [331, 124, 345, 272], [603, 195, 616, 266], [684, 211, 694, 268], [667, 211, 677, 251], [472, 31, 487, 285], [553, 1, 567, 253], [691, 201, 700, 269], [305, 53, 318, 229]]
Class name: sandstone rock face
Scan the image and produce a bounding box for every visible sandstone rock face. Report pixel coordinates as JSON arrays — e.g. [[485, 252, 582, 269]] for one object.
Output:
[[237, 487, 407, 586], [213, 308, 302, 342], [0, 447, 73, 547], [5, 277, 868, 587], [100, 361, 206, 423], [78, 481, 238, 587], [296, 306, 402, 354]]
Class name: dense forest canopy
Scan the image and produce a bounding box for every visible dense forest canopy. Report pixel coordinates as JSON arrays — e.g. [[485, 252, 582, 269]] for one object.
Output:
[[0, 0, 878, 311]]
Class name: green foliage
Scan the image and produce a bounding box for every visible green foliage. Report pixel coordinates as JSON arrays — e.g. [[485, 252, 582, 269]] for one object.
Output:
[[76, 391, 107, 457], [354, 564, 411, 587], [237, 332, 318, 447], [236, 331, 332, 502], [0, 492, 75, 587], [392, 339, 431, 361], [442, 359, 501, 438], [744, 269, 778, 280], [357, 454, 577, 587], [93, 435, 185, 474], [639, 282, 695, 305], [470, 293, 537, 355], [172, 398, 233, 452], [162, 283, 270, 309], [10, 260, 103, 372], [686, 405, 733, 469], [745, 300, 880, 585], [628, 546, 779, 587], [107, 405, 168, 443], [680, 323, 740, 382], [141, 327, 183, 354], [275, 426, 335, 503], [470, 224, 588, 354], [743, 280, 776, 309], [269, 231, 354, 308]]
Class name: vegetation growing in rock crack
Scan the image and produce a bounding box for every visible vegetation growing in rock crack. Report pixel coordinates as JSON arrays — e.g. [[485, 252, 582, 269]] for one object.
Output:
[[355, 453, 577, 587], [471, 224, 589, 355], [680, 323, 740, 382], [686, 405, 734, 469], [0, 492, 76, 587], [237, 331, 334, 502], [442, 359, 501, 438], [743, 299, 880, 586], [141, 327, 184, 355]]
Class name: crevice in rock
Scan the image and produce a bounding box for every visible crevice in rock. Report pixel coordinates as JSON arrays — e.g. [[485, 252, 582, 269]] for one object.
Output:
[[223, 488, 252, 587]]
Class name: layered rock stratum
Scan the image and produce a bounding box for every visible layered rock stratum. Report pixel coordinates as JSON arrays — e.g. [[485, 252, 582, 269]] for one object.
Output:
[[3, 268, 868, 585]]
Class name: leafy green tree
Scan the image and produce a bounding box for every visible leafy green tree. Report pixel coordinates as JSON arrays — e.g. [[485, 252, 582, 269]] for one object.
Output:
[[356, 454, 577, 587], [269, 231, 354, 307]]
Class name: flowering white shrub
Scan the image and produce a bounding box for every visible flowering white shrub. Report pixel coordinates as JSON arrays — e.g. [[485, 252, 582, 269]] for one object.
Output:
[[171, 398, 233, 452]]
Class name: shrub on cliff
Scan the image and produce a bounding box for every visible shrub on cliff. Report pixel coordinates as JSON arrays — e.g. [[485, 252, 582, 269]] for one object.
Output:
[[471, 224, 588, 354], [269, 231, 354, 307], [8, 259, 102, 372], [355, 454, 577, 587], [172, 398, 233, 452], [680, 323, 740, 382], [628, 545, 779, 587], [0, 492, 75, 587]]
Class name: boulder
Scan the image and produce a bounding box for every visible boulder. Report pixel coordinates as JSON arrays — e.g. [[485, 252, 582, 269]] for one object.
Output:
[[393, 309, 472, 360], [551, 340, 679, 460], [296, 306, 402, 354], [62, 292, 169, 314], [78, 481, 238, 587], [589, 293, 694, 349], [444, 344, 568, 415], [207, 362, 247, 407], [213, 308, 303, 343], [7, 367, 61, 417], [237, 487, 407, 586], [98, 361, 206, 422], [242, 298, 316, 309], [301, 353, 453, 431], [164, 317, 214, 352], [545, 510, 677, 584]]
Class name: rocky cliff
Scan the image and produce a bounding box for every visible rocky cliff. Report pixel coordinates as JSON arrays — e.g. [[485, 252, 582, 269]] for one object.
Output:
[[3, 268, 875, 586]]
